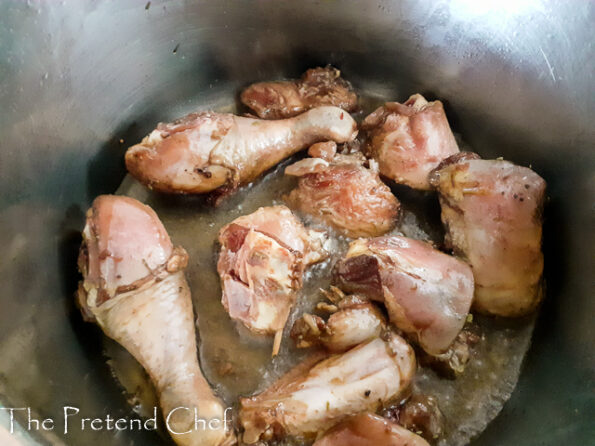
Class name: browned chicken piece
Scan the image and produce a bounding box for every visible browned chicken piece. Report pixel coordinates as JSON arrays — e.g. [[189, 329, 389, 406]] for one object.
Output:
[[313, 412, 430, 446], [125, 106, 357, 194], [291, 292, 386, 352], [417, 321, 480, 378], [361, 94, 459, 190], [308, 140, 338, 160], [77, 195, 234, 446], [239, 333, 416, 443], [429, 153, 546, 317], [384, 395, 444, 442], [240, 66, 358, 119], [333, 235, 474, 355], [285, 148, 400, 238], [217, 206, 328, 355]]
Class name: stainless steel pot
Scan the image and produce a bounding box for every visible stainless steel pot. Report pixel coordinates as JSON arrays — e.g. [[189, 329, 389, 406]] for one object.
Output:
[[0, 1, 593, 445]]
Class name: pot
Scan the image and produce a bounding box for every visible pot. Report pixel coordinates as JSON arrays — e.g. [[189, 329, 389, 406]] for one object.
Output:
[[0, 1, 592, 445]]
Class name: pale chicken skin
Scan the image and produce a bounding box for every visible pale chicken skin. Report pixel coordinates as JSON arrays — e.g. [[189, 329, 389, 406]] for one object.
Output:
[[429, 154, 546, 317], [239, 333, 416, 443], [125, 106, 357, 194], [291, 289, 386, 352], [362, 94, 459, 190], [241, 66, 358, 119], [313, 413, 430, 446], [77, 195, 234, 446], [217, 206, 327, 355], [285, 145, 401, 238], [333, 236, 474, 355]]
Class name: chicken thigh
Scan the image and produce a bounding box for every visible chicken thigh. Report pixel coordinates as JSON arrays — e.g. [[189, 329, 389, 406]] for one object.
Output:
[[429, 154, 546, 316], [285, 146, 400, 238], [241, 66, 357, 119], [313, 412, 430, 446], [217, 206, 328, 355], [125, 106, 357, 194], [77, 195, 234, 446], [361, 94, 459, 190], [239, 333, 416, 443], [333, 236, 474, 355]]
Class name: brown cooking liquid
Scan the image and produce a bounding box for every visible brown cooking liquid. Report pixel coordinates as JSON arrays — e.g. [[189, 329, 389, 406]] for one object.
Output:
[[109, 96, 537, 446]]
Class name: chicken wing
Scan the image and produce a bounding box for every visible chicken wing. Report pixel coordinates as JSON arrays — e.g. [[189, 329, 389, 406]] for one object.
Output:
[[217, 206, 328, 355], [361, 94, 459, 190], [429, 154, 546, 316], [285, 147, 400, 237], [241, 66, 357, 119], [333, 236, 474, 355], [239, 333, 416, 443], [77, 195, 234, 446], [313, 412, 430, 446], [291, 290, 386, 352], [125, 106, 357, 194]]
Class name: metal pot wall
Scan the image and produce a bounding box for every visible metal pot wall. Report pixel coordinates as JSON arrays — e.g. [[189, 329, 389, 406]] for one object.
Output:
[[0, 1, 592, 445]]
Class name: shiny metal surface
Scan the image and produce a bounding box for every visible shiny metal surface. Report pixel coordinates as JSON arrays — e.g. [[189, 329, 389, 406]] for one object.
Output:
[[0, 0, 593, 445]]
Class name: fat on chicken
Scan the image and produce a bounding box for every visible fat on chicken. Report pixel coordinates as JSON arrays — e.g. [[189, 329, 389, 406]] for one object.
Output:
[[333, 235, 474, 355], [217, 206, 328, 355], [285, 144, 400, 238], [239, 333, 416, 443], [241, 66, 358, 119], [361, 94, 459, 190], [313, 412, 430, 446], [429, 153, 546, 316], [76, 195, 234, 446], [125, 106, 357, 194]]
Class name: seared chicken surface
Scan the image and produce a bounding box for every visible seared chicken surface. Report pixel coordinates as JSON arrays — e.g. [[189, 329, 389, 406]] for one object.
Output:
[[291, 289, 386, 352], [217, 206, 327, 355], [362, 94, 459, 190], [241, 66, 358, 119], [77, 195, 234, 446], [313, 412, 430, 446], [125, 106, 357, 194], [430, 154, 546, 316], [384, 395, 444, 442], [285, 144, 400, 237], [333, 236, 474, 355], [240, 333, 415, 443]]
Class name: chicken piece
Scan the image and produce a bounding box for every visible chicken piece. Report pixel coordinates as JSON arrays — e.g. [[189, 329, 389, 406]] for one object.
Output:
[[429, 154, 546, 316], [77, 195, 234, 446], [361, 94, 459, 190], [313, 412, 430, 446], [417, 321, 480, 378], [217, 206, 327, 355], [239, 333, 416, 443], [384, 395, 444, 442], [125, 106, 357, 194], [240, 66, 358, 119], [333, 236, 474, 355], [285, 150, 400, 237], [308, 140, 338, 161], [291, 292, 386, 352]]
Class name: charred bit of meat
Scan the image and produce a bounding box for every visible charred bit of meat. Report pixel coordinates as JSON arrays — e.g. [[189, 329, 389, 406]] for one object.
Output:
[[384, 394, 444, 443]]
